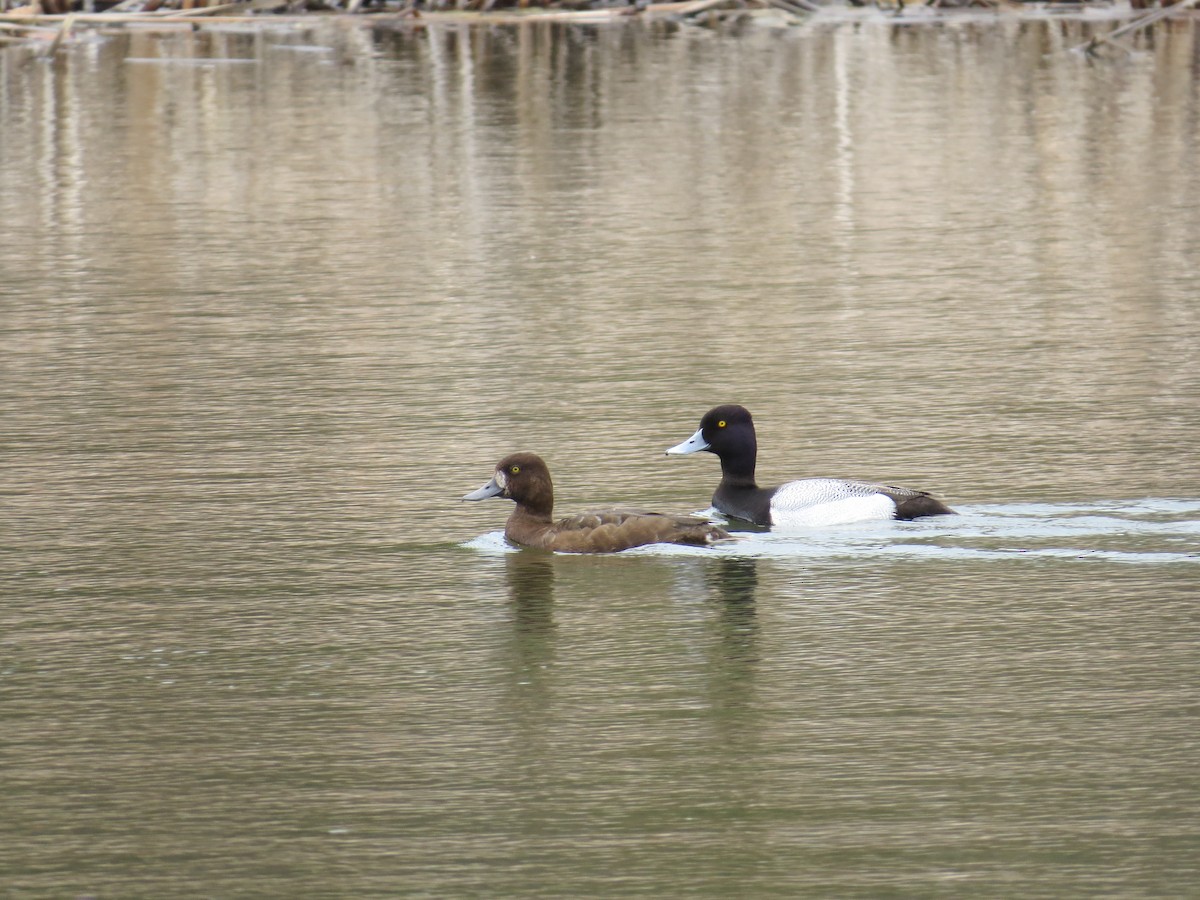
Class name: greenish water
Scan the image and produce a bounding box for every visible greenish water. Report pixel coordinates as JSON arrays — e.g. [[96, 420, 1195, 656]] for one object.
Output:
[[2, 15, 1199, 898]]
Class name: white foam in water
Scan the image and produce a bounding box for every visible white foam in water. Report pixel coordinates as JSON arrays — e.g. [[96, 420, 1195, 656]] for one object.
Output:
[[461, 531, 515, 554], [461, 500, 1200, 564]]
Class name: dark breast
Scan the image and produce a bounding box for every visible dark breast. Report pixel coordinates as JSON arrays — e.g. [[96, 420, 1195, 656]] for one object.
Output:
[[712, 485, 775, 526]]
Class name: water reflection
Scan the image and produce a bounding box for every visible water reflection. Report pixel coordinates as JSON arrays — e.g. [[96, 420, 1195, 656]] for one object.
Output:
[[704, 555, 758, 658], [504, 550, 558, 639], [501, 551, 558, 734], [706, 555, 758, 605], [701, 555, 759, 716]]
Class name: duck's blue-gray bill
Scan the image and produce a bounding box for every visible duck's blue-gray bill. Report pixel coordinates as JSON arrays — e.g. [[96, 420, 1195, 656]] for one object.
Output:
[[665, 429, 710, 456], [462, 476, 504, 501]]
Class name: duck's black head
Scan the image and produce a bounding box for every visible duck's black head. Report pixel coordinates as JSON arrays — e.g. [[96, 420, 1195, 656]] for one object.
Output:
[[666, 404, 758, 480], [463, 452, 554, 517]]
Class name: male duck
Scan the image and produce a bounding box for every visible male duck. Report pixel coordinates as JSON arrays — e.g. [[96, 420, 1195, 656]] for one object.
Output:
[[463, 452, 732, 553], [666, 404, 955, 527]]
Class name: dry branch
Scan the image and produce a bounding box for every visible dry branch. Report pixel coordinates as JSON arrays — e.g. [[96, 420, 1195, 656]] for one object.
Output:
[[1074, 0, 1200, 54]]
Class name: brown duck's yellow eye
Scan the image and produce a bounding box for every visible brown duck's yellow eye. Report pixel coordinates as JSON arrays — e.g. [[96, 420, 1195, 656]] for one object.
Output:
[[510, 465, 520, 474], [717, 420, 726, 428]]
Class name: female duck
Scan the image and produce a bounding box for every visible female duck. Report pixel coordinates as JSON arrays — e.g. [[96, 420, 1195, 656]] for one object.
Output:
[[666, 404, 955, 527], [463, 452, 731, 553]]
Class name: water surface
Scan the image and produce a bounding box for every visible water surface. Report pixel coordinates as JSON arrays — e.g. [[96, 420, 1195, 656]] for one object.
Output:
[[2, 15, 1199, 897]]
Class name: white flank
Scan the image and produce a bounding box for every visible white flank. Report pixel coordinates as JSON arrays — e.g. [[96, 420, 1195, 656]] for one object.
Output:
[[769, 479, 897, 527]]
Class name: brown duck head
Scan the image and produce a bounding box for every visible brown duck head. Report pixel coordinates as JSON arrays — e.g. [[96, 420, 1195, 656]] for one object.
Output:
[[462, 452, 554, 520]]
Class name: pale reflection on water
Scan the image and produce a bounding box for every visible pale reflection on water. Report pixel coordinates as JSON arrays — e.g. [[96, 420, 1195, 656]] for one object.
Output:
[[2, 17, 1199, 898]]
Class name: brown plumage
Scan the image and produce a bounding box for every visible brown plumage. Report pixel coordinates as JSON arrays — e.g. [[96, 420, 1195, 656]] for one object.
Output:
[[462, 452, 732, 553]]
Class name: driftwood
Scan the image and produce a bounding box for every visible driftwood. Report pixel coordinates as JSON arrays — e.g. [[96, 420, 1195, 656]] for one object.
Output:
[[2, 0, 1198, 49], [39, 7, 69, 48], [775, 0, 819, 11], [1073, 0, 1200, 54], [0, 0, 723, 23], [0, 0, 807, 20]]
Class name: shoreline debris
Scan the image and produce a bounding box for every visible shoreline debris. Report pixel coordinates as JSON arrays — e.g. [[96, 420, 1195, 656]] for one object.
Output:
[[1, 0, 1195, 53]]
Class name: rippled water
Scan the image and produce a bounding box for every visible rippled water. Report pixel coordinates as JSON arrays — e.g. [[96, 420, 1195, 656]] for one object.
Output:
[[2, 14, 1199, 897]]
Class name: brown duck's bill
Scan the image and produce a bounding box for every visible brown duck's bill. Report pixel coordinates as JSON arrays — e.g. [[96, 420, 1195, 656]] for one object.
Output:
[[462, 476, 504, 501]]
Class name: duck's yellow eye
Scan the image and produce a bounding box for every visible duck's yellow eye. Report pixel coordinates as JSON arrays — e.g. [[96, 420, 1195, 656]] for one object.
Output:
[[510, 465, 520, 474], [717, 420, 726, 428]]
